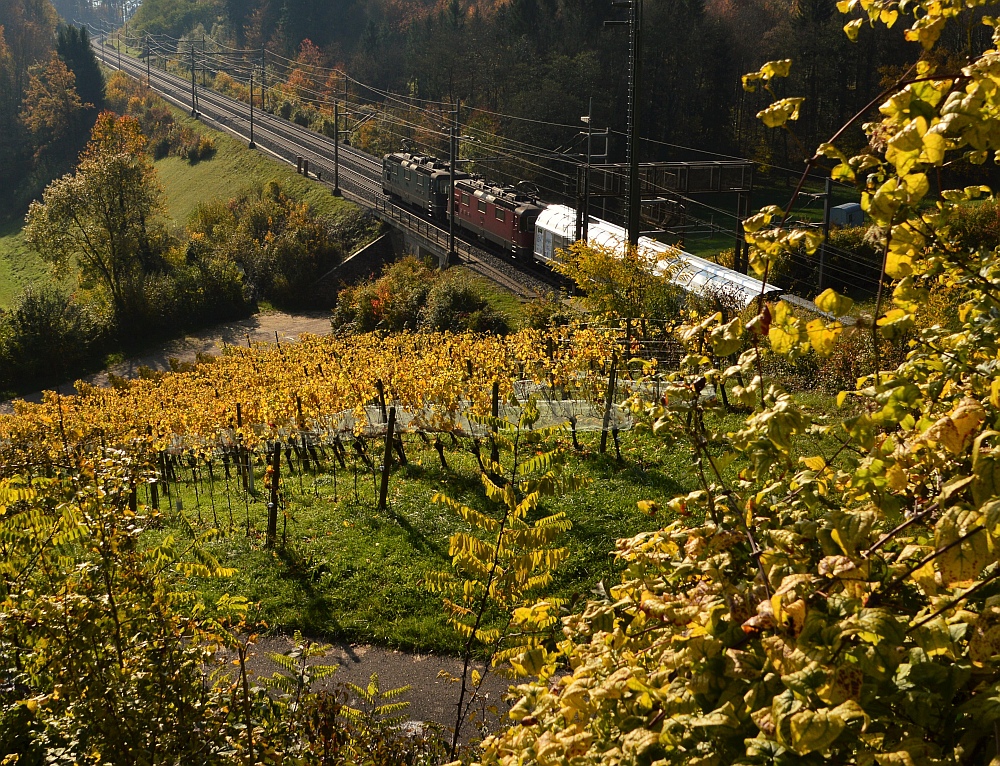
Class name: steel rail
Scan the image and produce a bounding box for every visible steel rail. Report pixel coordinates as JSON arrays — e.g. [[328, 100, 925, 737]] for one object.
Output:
[[99, 46, 557, 299]]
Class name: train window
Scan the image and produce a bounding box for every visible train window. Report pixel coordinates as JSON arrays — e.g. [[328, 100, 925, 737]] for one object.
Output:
[[495, 208, 506, 222], [477, 200, 487, 214], [461, 193, 470, 206], [404, 170, 411, 182], [417, 176, 424, 188]]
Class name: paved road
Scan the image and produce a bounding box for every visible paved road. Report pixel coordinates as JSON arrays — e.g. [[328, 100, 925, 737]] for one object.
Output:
[[239, 635, 514, 740]]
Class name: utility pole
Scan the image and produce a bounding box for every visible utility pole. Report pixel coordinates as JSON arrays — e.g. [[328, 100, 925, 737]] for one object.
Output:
[[448, 102, 459, 264], [145, 34, 150, 85], [260, 45, 266, 111], [249, 68, 255, 148], [735, 192, 749, 274], [607, 0, 644, 247], [333, 100, 340, 195], [818, 177, 832, 291], [190, 45, 197, 116], [577, 98, 595, 242], [116, 26, 121, 69]]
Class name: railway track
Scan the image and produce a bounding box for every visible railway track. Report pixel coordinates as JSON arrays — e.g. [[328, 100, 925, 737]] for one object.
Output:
[[99, 47, 554, 299]]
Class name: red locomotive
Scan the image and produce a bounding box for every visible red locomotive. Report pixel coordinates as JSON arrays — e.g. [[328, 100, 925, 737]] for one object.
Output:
[[452, 177, 542, 258], [382, 153, 541, 258]]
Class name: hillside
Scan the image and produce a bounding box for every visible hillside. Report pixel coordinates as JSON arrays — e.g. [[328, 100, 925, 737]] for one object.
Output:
[[0, 111, 361, 311]]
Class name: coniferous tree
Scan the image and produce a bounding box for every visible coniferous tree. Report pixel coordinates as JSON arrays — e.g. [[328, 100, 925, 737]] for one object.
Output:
[[57, 24, 104, 113]]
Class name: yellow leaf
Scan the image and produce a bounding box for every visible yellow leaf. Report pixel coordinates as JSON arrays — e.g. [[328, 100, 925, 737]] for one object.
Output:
[[637, 500, 661, 517], [789, 709, 846, 754], [758, 98, 805, 128], [760, 59, 793, 79], [806, 318, 841, 356], [903, 172, 930, 201], [802, 455, 827, 471], [951, 397, 986, 443], [815, 288, 854, 316], [877, 308, 915, 340], [922, 131, 946, 164], [886, 463, 907, 491]]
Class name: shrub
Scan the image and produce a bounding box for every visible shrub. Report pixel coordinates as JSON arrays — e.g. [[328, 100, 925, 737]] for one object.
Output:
[[105, 72, 215, 163], [947, 198, 1000, 251], [186, 183, 343, 309], [524, 292, 576, 329], [331, 259, 512, 336], [0, 289, 103, 394], [419, 273, 509, 334]]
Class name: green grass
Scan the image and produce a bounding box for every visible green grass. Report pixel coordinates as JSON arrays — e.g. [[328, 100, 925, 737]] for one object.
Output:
[[451, 267, 529, 327], [0, 219, 65, 310], [150, 424, 712, 654], [154, 113, 357, 227]]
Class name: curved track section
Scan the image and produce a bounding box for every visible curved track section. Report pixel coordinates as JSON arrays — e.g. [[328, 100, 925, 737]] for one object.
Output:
[[100, 50, 551, 299]]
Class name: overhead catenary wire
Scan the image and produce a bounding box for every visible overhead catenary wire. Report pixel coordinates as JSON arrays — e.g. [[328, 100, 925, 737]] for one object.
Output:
[[120, 32, 857, 210], [106, 27, 877, 294]]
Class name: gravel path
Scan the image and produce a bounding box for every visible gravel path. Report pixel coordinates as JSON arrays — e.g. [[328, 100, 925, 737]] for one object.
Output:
[[3, 311, 333, 409]]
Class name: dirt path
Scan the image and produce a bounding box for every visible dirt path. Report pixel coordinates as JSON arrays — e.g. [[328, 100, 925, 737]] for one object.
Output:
[[3, 311, 334, 409], [79, 311, 335, 390]]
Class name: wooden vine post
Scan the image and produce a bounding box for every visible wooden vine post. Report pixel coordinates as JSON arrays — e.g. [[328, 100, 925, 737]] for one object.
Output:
[[146, 425, 159, 510], [600, 351, 619, 455], [377, 406, 396, 512], [375, 379, 388, 422], [266, 444, 280, 548], [490, 380, 500, 463]]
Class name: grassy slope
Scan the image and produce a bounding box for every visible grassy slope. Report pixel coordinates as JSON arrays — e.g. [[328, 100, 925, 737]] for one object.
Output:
[[158, 424, 713, 653], [0, 220, 59, 310], [0, 110, 361, 311], [154, 113, 355, 227]]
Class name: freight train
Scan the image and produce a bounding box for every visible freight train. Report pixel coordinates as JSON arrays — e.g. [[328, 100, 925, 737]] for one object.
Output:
[[382, 152, 780, 309]]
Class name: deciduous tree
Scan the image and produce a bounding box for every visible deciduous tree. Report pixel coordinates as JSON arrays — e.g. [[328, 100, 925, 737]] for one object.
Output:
[[551, 239, 682, 320], [24, 113, 165, 325], [19, 52, 87, 157]]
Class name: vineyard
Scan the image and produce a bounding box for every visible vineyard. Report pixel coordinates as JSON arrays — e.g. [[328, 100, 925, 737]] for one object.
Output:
[[0, 325, 670, 458], [0, 324, 696, 651]]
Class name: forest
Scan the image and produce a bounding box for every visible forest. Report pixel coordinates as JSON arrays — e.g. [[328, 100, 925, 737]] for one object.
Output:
[[126, 0, 961, 175], [0, 0, 105, 211]]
